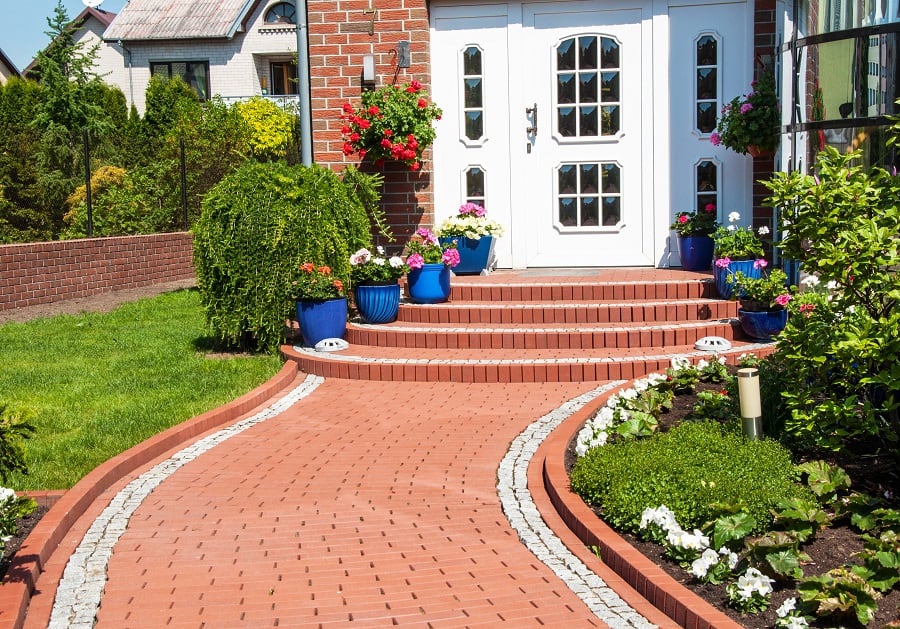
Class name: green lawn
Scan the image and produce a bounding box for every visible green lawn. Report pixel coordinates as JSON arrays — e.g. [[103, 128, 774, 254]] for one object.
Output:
[[0, 288, 283, 490]]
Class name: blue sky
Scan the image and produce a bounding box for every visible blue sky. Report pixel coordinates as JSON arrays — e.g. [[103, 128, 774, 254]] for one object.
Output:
[[1, 0, 128, 71]]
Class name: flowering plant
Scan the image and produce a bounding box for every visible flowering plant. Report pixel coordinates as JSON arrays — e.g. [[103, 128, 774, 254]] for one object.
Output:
[[436, 203, 505, 240], [349, 247, 408, 285], [726, 567, 775, 612], [339, 81, 443, 171], [710, 72, 779, 155], [406, 228, 460, 269], [730, 267, 794, 310], [291, 263, 346, 301], [713, 211, 766, 260], [670, 204, 719, 237]]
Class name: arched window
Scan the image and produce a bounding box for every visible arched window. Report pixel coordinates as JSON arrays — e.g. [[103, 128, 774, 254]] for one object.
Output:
[[265, 2, 296, 24]]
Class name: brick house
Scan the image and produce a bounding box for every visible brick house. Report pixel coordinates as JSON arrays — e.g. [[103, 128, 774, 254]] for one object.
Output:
[[0, 48, 20, 84], [95, 0, 779, 269]]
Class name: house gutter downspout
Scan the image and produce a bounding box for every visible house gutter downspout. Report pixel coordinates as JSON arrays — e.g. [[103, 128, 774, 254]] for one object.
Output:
[[296, 0, 313, 165]]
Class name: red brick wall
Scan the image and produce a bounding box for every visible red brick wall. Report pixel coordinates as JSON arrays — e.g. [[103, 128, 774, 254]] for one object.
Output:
[[0, 233, 194, 311], [307, 0, 434, 241], [753, 0, 778, 232]]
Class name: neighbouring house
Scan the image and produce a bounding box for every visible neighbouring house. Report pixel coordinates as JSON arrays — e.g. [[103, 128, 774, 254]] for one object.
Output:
[[79, 0, 900, 268], [24, 7, 121, 82], [0, 47, 19, 84]]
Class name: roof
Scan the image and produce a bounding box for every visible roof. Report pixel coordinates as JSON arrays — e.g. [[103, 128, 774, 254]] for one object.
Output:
[[22, 7, 117, 76], [0, 47, 19, 77], [103, 0, 262, 42]]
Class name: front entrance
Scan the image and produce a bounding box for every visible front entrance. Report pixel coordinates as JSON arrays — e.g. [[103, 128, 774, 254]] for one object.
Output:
[[430, 0, 753, 268]]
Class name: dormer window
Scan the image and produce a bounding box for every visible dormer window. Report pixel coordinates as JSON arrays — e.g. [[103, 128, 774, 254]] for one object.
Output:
[[265, 2, 296, 24]]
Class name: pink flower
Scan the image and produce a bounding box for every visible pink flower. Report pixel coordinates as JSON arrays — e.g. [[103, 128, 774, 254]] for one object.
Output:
[[416, 227, 439, 245], [442, 248, 460, 267], [740, 103, 754, 114], [774, 294, 792, 307], [459, 202, 486, 217], [678, 215, 688, 224], [704, 203, 716, 212], [753, 259, 768, 269], [406, 252, 425, 269], [715, 257, 732, 269], [710, 132, 721, 146]]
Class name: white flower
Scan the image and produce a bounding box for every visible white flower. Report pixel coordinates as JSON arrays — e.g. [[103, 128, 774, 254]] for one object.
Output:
[[690, 548, 720, 578], [606, 394, 619, 409], [595, 407, 615, 429], [389, 256, 404, 268], [373, 257, 386, 266], [670, 356, 691, 370], [696, 359, 709, 370], [376, 245, 385, 255], [736, 567, 774, 599], [350, 248, 371, 265], [727, 224, 737, 232], [800, 275, 820, 287], [728, 211, 741, 223], [719, 547, 739, 569], [641, 505, 679, 532], [776, 597, 797, 618], [679, 529, 710, 551], [758, 225, 770, 235], [826, 280, 840, 290], [0, 487, 15, 502], [783, 617, 809, 629], [620, 388, 638, 400]]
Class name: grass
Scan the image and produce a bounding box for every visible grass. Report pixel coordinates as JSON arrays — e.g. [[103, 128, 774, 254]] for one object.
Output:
[[0, 288, 283, 490]]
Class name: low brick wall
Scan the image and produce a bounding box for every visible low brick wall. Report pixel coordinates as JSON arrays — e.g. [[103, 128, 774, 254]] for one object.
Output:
[[0, 233, 194, 312]]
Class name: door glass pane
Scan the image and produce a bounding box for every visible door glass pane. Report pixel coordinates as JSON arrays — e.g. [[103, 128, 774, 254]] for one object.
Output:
[[697, 102, 716, 133], [558, 162, 622, 228], [461, 45, 485, 141], [696, 35, 717, 66], [556, 36, 621, 137], [696, 160, 718, 212], [465, 167, 486, 206], [695, 34, 718, 134], [579, 36, 598, 70]]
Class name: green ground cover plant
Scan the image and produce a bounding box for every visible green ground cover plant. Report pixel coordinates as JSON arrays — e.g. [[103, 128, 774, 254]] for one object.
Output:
[[0, 289, 281, 490]]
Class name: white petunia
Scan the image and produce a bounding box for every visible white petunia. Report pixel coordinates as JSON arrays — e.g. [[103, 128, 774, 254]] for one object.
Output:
[[776, 597, 797, 618], [373, 257, 386, 266], [800, 275, 820, 287], [728, 211, 741, 223], [727, 224, 737, 232], [758, 225, 770, 235], [389, 256, 404, 268], [596, 407, 615, 429], [719, 547, 739, 570], [620, 388, 638, 400]]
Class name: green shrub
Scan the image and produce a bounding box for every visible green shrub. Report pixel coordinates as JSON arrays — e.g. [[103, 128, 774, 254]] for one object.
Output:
[[235, 97, 297, 161], [193, 161, 376, 352], [570, 421, 812, 533]]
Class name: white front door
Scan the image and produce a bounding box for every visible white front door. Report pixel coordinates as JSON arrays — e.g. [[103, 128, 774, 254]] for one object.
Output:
[[432, 0, 655, 268]]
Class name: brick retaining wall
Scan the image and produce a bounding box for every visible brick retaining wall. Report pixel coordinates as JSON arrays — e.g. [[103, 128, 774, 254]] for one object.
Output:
[[0, 233, 194, 312]]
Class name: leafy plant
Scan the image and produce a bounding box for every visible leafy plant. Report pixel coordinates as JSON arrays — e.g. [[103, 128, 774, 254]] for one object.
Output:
[[713, 211, 766, 260], [711, 71, 779, 155], [797, 567, 881, 626], [772, 497, 831, 542], [688, 390, 734, 422], [349, 247, 408, 285], [193, 162, 375, 352], [0, 401, 34, 482], [855, 530, 900, 592], [406, 228, 460, 268], [291, 263, 346, 301], [744, 530, 809, 579], [708, 511, 756, 550], [234, 96, 297, 161], [339, 81, 442, 170], [0, 488, 36, 555], [436, 202, 505, 239], [670, 204, 719, 236], [726, 567, 776, 612], [796, 460, 852, 505], [731, 268, 794, 311]]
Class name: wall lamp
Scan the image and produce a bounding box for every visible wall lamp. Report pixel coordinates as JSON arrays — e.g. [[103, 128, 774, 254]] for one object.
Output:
[[362, 54, 376, 89]]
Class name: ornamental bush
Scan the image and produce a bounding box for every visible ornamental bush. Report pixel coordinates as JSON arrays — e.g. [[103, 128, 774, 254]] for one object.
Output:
[[193, 162, 377, 352], [570, 421, 812, 533]]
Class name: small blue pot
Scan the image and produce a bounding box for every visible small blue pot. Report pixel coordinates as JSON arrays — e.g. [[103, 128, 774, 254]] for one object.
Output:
[[439, 236, 495, 275], [295, 297, 348, 346], [738, 308, 788, 342], [354, 283, 401, 324], [678, 235, 714, 271], [407, 263, 451, 304], [714, 258, 762, 299]]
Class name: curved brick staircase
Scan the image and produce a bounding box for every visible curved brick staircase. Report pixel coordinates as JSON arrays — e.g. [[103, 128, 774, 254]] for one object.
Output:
[[281, 268, 770, 382]]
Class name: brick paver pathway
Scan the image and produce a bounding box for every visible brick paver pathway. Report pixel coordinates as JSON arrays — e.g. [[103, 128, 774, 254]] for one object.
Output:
[[30, 376, 655, 628]]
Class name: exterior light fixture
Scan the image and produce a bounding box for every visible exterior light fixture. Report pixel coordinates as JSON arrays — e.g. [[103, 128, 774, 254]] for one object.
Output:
[[737, 367, 762, 440]]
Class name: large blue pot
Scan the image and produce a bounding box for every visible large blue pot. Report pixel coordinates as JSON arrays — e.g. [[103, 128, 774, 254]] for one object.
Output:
[[738, 308, 788, 342], [354, 282, 401, 324], [678, 235, 714, 272], [714, 258, 762, 299], [439, 236, 495, 275], [295, 297, 348, 346], [407, 263, 451, 304]]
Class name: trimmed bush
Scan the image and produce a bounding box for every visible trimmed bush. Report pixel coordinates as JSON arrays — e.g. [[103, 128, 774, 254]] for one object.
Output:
[[570, 421, 812, 534], [192, 161, 376, 352]]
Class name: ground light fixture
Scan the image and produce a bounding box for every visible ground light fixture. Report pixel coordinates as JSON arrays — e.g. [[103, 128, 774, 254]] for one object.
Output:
[[737, 367, 762, 439]]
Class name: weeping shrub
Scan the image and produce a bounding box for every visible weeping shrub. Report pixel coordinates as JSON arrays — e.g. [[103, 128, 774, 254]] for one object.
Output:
[[192, 162, 377, 352]]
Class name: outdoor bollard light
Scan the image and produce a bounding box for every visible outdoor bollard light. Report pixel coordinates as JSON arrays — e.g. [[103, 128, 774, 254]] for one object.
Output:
[[737, 367, 762, 440]]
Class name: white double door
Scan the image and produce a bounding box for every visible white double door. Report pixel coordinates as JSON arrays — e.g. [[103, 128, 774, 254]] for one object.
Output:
[[431, 0, 754, 268], [431, 0, 654, 268]]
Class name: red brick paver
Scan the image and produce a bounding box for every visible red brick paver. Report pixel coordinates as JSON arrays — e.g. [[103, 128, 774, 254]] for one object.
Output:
[[31, 379, 626, 627]]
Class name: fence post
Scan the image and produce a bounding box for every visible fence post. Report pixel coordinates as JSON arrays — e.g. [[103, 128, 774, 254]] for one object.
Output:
[[83, 127, 93, 237], [180, 136, 188, 229]]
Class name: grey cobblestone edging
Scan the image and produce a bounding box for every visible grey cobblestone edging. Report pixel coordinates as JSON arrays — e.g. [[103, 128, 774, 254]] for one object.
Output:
[[48, 375, 325, 629], [496, 380, 660, 629]]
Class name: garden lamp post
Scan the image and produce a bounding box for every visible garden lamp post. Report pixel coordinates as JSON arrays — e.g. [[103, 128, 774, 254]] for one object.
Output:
[[737, 367, 762, 440]]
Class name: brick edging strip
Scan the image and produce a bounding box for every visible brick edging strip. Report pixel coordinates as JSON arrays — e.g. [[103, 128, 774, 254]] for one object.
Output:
[[0, 361, 299, 629], [531, 385, 744, 629]]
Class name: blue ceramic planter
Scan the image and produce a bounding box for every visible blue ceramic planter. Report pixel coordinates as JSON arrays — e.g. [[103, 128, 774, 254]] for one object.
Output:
[[738, 308, 788, 342], [714, 258, 762, 299], [407, 263, 451, 304], [678, 235, 714, 271], [295, 297, 348, 346], [354, 283, 401, 324], [439, 236, 495, 275]]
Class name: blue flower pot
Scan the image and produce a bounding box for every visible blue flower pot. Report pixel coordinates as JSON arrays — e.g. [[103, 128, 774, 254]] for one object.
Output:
[[407, 263, 451, 304], [439, 236, 495, 275], [678, 235, 714, 271], [738, 308, 788, 342], [295, 297, 348, 346], [714, 258, 762, 299], [354, 283, 401, 324]]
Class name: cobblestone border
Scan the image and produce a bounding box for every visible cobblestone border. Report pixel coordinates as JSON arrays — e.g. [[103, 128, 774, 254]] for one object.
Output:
[[496, 380, 658, 629], [48, 375, 325, 629]]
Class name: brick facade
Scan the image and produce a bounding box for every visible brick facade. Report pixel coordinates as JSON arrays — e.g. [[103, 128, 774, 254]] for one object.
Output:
[[0, 233, 194, 312], [752, 0, 779, 233], [307, 0, 434, 242]]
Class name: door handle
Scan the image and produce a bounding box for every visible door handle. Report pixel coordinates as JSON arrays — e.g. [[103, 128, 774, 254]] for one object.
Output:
[[526, 103, 538, 137]]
